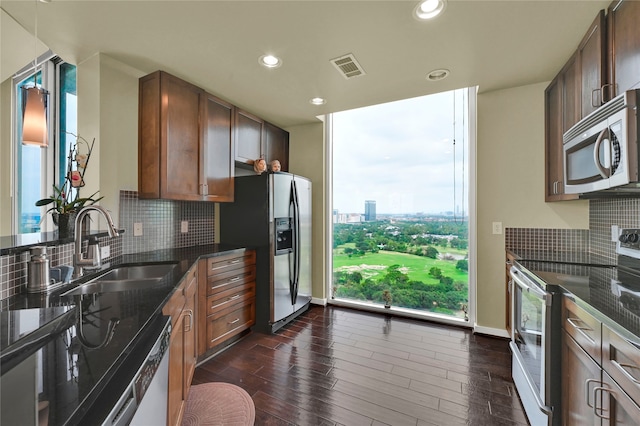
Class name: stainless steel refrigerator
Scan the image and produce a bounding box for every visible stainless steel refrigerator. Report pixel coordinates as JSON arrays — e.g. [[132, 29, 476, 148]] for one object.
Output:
[[220, 172, 312, 333]]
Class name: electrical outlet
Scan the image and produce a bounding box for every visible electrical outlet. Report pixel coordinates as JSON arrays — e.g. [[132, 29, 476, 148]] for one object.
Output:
[[100, 245, 110, 259], [134, 222, 143, 236], [181, 220, 189, 233], [612, 225, 620, 242], [492, 222, 503, 235]]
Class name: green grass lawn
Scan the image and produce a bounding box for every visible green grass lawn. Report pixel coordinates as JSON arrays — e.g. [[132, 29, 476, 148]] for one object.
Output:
[[333, 247, 468, 284]]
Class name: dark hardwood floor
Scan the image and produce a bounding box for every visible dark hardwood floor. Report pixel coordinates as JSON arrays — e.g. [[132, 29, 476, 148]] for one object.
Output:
[[193, 305, 529, 426]]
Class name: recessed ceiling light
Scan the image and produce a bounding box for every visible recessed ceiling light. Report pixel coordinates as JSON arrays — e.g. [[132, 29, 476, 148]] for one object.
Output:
[[259, 54, 282, 68], [426, 69, 450, 81], [310, 97, 326, 105], [414, 0, 447, 20]]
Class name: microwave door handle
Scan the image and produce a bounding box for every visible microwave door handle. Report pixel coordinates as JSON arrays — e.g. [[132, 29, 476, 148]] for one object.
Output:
[[593, 128, 610, 178]]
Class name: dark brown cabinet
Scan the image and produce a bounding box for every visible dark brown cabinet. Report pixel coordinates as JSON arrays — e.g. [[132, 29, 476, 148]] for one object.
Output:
[[561, 296, 640, 424], [139, 71, 204, 201], [203, 94, 235, 202], [264, 122, 290, 172], [197, 250, 256, 358], [579, 11, 607, 116], [545, 61, 580, 201], [163, 265, 198, 426], [607, 0, 640, 100], [139, 71, 234, 202], [234, 109, 263, 165]]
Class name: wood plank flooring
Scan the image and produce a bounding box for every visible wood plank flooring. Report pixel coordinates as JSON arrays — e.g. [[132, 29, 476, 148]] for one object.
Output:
[[193, 305, 529, 426]]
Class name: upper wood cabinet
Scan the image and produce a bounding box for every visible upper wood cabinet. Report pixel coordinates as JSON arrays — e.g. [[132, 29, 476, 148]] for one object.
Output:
[[139, 71, 234, 202], [139, 71, 204, 201], [545, 61, 579, 201], [203, 94, 235, 202], [264, 121, 290, 172], [234, 109, 264, 165], [607, 0, 640, 98], [579, 10, 607, 115]]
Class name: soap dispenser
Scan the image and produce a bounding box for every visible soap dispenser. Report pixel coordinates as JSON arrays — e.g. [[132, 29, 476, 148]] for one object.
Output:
[[27, 246, 51, 293]]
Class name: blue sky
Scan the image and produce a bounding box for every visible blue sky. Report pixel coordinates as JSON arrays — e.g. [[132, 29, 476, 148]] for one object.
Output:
[[332, 88, 469, 215]]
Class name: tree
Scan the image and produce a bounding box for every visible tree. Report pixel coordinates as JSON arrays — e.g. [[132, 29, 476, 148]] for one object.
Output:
[[425, 246, 439, 259], [456, 259, 468, 271], [429, 267, 442, 278]]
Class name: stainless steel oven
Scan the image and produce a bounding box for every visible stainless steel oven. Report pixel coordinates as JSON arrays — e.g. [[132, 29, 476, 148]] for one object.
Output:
[[510, 264, 561, 426]]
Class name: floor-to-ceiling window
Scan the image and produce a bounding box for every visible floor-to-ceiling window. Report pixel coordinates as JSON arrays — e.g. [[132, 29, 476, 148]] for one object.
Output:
[[328, 87, 476, 326]]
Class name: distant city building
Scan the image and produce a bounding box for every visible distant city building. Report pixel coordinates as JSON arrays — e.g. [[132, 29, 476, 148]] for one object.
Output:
[[364, 200, 376, 221], [333, 209, 339, 224]]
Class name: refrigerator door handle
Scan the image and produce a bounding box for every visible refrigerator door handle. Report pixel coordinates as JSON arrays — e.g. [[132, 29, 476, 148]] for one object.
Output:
[[290, 180, 301, 305]]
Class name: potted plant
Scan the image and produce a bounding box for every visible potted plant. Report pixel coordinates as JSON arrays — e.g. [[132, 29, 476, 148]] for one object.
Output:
[[35, 133, 102, 237]]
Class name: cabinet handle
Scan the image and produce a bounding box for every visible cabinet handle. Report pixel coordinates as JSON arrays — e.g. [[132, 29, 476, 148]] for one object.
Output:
[[229, 276, 241, 282], [612, 360, 640, 385], [228, 318, 240, 325], [184, 309, 194, 332], [200, 184, 209, 196], [228, 259, 242, 265], [593, 386, 611, 420], [553, 181, 558, 195], [585, 378, 600, 408], [601, 83, 615, 103], [591, 88, 602, 108], [227, 294, 241, 302], [566, 317, 595, 344]]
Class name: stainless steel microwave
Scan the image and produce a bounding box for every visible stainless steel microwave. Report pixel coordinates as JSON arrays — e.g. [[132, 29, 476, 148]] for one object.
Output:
[[563, 89, 640, 196]]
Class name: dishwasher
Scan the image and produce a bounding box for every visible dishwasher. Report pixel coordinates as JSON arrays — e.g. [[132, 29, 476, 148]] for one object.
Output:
[[102, 316, 172, 426]]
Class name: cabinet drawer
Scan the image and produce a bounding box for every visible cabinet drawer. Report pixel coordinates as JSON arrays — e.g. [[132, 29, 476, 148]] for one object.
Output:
[[602, 325, 640, 405], [207, 300, 255, 349], [207, 265, 256, 296], [207, 282, 255, 315], [563, 296, 601, 362], [207, 251, 256, 277]]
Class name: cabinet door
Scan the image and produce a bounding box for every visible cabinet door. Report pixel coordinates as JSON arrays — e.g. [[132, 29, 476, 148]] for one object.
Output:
[[139, 71, 205, 201], [562, 330, 602, 426], [608, 0, 640, 98], [183, 267, 198, 400], [162, 73, 204, 200], [264, 122, 289, 172], [235, 110, 263, 165], [203, 94, 234, 202], [563, 51, 582, 132], [601, 371, 640, 425], [602, 326, 640, 405], [167, 313, 185, 426], [579, 10, 607, 114]]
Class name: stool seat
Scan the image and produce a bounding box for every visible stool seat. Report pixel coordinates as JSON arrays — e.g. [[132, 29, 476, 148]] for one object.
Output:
[[181, 382, 255, 426]]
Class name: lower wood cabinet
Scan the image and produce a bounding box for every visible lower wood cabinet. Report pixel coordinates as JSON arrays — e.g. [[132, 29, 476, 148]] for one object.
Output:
[[198, 250, 256, 358], [561, 295, 640, 425], [163, 264, 198, 426]]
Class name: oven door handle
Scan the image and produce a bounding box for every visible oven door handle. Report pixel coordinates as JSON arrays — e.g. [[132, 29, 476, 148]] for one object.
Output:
[[511, 267, 552, 305]]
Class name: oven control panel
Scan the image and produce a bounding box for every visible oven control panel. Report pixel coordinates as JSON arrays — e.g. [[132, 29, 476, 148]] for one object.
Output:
[[618, 228, 640, 257]]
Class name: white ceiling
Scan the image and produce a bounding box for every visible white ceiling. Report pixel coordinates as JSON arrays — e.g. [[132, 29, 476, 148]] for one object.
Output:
[[1, 0, 610, 128]]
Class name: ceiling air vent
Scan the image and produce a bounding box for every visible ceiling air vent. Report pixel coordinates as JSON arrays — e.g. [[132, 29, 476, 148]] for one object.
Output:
[[330, 54, 366, 79]]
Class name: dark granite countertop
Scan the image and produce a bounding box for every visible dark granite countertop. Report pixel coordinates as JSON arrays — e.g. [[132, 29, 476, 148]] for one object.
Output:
[[0, 243, 247, 426], [513, 258, 640, 346]]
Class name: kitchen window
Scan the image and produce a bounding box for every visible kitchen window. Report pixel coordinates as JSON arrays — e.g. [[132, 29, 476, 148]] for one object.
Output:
[[12, 54, 77, 234], [327, 87, 477, 327]]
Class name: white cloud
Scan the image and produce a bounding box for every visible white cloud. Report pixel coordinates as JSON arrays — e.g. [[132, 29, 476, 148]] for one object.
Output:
[[333, 89, 470, 215]]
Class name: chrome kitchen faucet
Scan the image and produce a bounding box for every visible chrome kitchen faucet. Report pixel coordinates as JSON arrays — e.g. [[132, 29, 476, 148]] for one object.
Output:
[[73, 205, 120, 278]]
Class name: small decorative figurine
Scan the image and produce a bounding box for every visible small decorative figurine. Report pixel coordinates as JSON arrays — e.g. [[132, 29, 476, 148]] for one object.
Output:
[[270, 159, 281, 172], [253, 158, 267, 174]]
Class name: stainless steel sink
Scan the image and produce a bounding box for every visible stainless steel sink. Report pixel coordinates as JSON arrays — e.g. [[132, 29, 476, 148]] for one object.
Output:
[[95, 264, 177, 281], [61, 263, 177, 297]]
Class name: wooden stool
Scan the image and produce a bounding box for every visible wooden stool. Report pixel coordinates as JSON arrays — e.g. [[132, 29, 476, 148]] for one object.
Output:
[[181, 382, 255, 425]]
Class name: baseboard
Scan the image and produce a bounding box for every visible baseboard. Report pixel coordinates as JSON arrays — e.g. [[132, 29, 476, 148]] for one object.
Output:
[[473, 324, 510, 338], [311, 297, 327, 306]]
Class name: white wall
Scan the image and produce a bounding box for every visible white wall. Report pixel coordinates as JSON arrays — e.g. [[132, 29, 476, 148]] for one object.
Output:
[[77, 53, 143, 224], [287, 121, 326, 301], [476, 82, 589, 331]]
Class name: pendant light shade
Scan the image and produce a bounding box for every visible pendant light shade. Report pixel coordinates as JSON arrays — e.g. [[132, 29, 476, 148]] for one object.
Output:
[[21, 85, 49, 147]]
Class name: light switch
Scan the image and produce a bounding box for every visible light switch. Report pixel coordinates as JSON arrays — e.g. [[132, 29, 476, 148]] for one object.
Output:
[[134, 222, 143, 236], [181, 221, 189, 233]]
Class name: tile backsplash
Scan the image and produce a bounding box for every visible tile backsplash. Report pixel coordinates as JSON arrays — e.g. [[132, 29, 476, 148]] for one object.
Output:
[[0, 190, 215, 301]]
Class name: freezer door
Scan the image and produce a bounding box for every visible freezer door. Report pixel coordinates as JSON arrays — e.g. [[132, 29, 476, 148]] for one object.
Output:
[[293, 176, 312, 311], [271, 173, 295, 323]]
